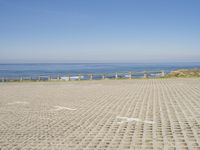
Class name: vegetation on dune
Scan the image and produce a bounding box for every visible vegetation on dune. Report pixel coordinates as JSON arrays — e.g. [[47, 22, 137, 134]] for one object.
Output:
[[166, 68, 200, 78]]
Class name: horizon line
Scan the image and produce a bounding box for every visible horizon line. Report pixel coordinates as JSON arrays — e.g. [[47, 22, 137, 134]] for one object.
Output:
[[1, 61, 200, 65]]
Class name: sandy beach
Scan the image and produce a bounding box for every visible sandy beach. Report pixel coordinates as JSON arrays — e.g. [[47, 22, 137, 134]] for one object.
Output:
[[0, 78, 200, 149]]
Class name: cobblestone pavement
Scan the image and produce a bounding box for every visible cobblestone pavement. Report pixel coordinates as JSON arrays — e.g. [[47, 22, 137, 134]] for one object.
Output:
[[0, 79, 200, 150]]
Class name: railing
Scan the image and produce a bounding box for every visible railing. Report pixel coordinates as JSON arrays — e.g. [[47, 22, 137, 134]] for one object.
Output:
[[0, 71, 165, 82]]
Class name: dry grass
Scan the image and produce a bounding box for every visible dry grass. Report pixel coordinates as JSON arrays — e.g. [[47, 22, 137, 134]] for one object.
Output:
[[167, 68, 200, 78]]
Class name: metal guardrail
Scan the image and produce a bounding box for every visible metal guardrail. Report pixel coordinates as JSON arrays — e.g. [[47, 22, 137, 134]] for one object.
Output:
[[0, 71, 165, 82]]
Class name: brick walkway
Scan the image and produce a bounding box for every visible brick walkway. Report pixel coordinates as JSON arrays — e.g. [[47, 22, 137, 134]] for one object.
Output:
[[0, 79, 200, 149]]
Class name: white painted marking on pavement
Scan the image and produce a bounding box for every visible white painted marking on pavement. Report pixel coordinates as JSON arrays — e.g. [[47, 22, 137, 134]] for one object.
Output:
[[7, 101, 29, 105], [53, 106, 76, 111], [116, 116, 155, 124]]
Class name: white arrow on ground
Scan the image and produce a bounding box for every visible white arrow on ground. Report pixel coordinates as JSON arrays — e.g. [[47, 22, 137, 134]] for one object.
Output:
[[116, 116, 155, 124], [52, 106, 77, 111]]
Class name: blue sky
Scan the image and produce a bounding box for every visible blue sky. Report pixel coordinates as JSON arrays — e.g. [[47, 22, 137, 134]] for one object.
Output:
[[0, 0, 200, 63]]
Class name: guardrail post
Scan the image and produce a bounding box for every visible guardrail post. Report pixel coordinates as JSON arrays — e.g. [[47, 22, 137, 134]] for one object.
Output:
[[57, 75, 60, 80], [38, 76, 40, 81], [102, 74, 105, 80], [20, 77, 23, 82], [78, 74, 81, 80], [48, 76, 51, 81], [90, 74, 93, 80], [129, 72, 132, 79], [68, 74, 71, 81], [2, 77, 4, 82], [144, 72, 148, 78], [161, 70, 165, 77], [115, 72, 118, 79]]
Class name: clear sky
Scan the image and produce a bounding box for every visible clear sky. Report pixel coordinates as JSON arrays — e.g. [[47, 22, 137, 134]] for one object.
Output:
[[0, 0, 200, 63]]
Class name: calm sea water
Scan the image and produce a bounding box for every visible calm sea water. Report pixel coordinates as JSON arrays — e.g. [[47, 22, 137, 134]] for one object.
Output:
[[0, 63, 200, 78]]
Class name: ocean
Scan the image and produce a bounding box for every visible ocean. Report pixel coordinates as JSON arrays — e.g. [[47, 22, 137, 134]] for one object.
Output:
[[0, 63, 200, 79]]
